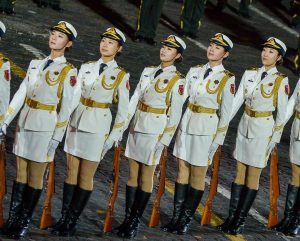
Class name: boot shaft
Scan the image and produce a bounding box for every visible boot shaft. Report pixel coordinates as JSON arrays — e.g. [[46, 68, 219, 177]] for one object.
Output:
[[125, 185, 137, 214], [183, 186, 204, 216], [9, 181, 27, 214], [284, 184, 299, 217], [130, 188, 151, 219], [228, 183, 245, 217], [238, 187, 258, 218], [69, 186, 92, 220], [62, 182, 77, 214]]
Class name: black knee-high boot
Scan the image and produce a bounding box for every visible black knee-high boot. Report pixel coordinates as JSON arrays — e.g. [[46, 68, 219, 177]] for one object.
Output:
[[122, 188, 151, 239], [51, 182, 77, 234], [9, 186, 42, 239], [115, 185, 137, 235], [57, 186, 92, 236], [161, 182, 189, 232], [227, 187, 257, 235], [217, 182, 245, 232], [271, 184, 299, 232], [176, 186, 204, 235], [2, 181, 27, 235], [284, 188, 300, 237]]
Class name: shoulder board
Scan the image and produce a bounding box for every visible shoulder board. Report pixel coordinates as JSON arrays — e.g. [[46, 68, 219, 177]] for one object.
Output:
[[116, 66, 128, 73], [193, 64, 204, 68], [275, 72, 286, 78], [65, 62, 75, 69], [146, 65, 157, 68], [175, 70, 185, 78], [246, 67, 259, 71], [0, 57, 8, 62], [84, 61, 95, 65], [223, 70, 234, 77]]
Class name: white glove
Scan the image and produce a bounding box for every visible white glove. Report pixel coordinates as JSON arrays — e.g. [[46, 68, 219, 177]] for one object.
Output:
[[153, 141, 165, 161], [208, 142, 219, 161], [47, 139, 59, 157], [266, 141, 277, 159], [101, 138, 117, 160]]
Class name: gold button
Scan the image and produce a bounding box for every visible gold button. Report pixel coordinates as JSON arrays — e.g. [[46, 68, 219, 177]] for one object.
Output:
[[210, 116, 212, 118], [256, 88, 258, 90], [156, 116, 159, 118], [267, 118, 269, 120], [93, 87, 96, 90], [104, 114, 107, 117]]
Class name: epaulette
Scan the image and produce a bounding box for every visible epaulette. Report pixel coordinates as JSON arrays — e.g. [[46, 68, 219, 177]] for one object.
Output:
[[275, 72, 287, 78], [175, 70, 185, 79], [224, 70, 234, 78], [85, 61, 95, 65], [193, 64, 204, 68], [65, 62, 75, 69], [147, 65, 157, 68], [116, 66, 128, 73], [246, 67, 259, 71], [1, 57, 8, 62]]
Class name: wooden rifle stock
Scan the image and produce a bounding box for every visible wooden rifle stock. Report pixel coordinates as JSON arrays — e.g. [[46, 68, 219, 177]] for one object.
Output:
[[0, 138, 6, 228], [268, 147, 279, 228], [149, 147, 168, 227], [103, 145, 121, 233], [201, 146, 221, 225], [40, 161, 55, 229]]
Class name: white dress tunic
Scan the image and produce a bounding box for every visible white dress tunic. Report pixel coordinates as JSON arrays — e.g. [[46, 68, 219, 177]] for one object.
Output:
[[125, 65, 185, 166], [4, 56, 78, 162], [231, 66, 289, 168], [0, 57, 10, 125], [285, 79, 300, 166], [173, 63, 235, 166], [64, 59, 129, 162]]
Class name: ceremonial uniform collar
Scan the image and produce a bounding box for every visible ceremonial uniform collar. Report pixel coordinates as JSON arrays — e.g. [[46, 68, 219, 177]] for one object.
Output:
[[260, 65, 277, 76], [45, 55, 66, 64], [157, 64, 176, 73], [98, 58, 116, 68], [205, 63, 225, 73]]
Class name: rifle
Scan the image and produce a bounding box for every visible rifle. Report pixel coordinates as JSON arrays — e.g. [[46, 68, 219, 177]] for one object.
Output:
[[268, 147, 279, 228], [0, 136, 6, 228], [40, 161, 55, 229], [103, 145, 121, 233], [149, 147, 168, 227], [201, 146, 221, 225]]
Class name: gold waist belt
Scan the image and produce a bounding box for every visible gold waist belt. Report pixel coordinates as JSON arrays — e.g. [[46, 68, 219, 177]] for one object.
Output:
[[25, 97, 56, 111], [138, 101, 167, 114], [187, 102, 217, 114], [80, 96, 110, 108], [244, 105, 272, 118]]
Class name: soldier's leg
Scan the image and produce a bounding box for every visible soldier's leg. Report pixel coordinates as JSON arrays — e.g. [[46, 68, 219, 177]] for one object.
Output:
[[147, 0, 165, 39], [78, 159, 99, 190], [239, 0, 251, 18], [180, 0, 194, 35], [219, 161, 246, 232], [190, 165, 208, 190], [16, 156, 29, 184], [176, 164, 206, 235], [162, 158, 189, 232], [116, 158, 139, 236], [226, 164, 260, 235], [65, 154, 80, 185], [272, 163, 299, 232], [234, 161, 247, 185], [135, 0, 153, 38], [52, 154, 79, 233], [216, 0, 227, 11], [9, 161, 46, 239], [189, 0, 207, 38], [49, 0, 61, 11], [139, 164, 156, 192], [245, 165, 262, 190], [176, 158, 190, 184], [127, 158, 140, 187], [27, 161, 48, 189], [3, 0, 15, 14], [291, 163, 300, 187], [3, 156, 29, 235], [122, 164, 154, 239], [56, 159, 95, 236]]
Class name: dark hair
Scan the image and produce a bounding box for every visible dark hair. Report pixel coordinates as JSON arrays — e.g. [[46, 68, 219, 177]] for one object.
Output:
[[276, 56, 283, 65], [175, 55, 183, 63]]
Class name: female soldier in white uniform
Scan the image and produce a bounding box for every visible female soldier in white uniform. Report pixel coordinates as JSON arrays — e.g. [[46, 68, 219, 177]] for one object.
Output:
[[272, 78, 300, 237], [52, 27, 130, 236], [0, 21, 10, 127], [219, 37, 289, 235], [116, 35, 186, 239], [162, 33, 235, 235], [0, 21, 78, 239]]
